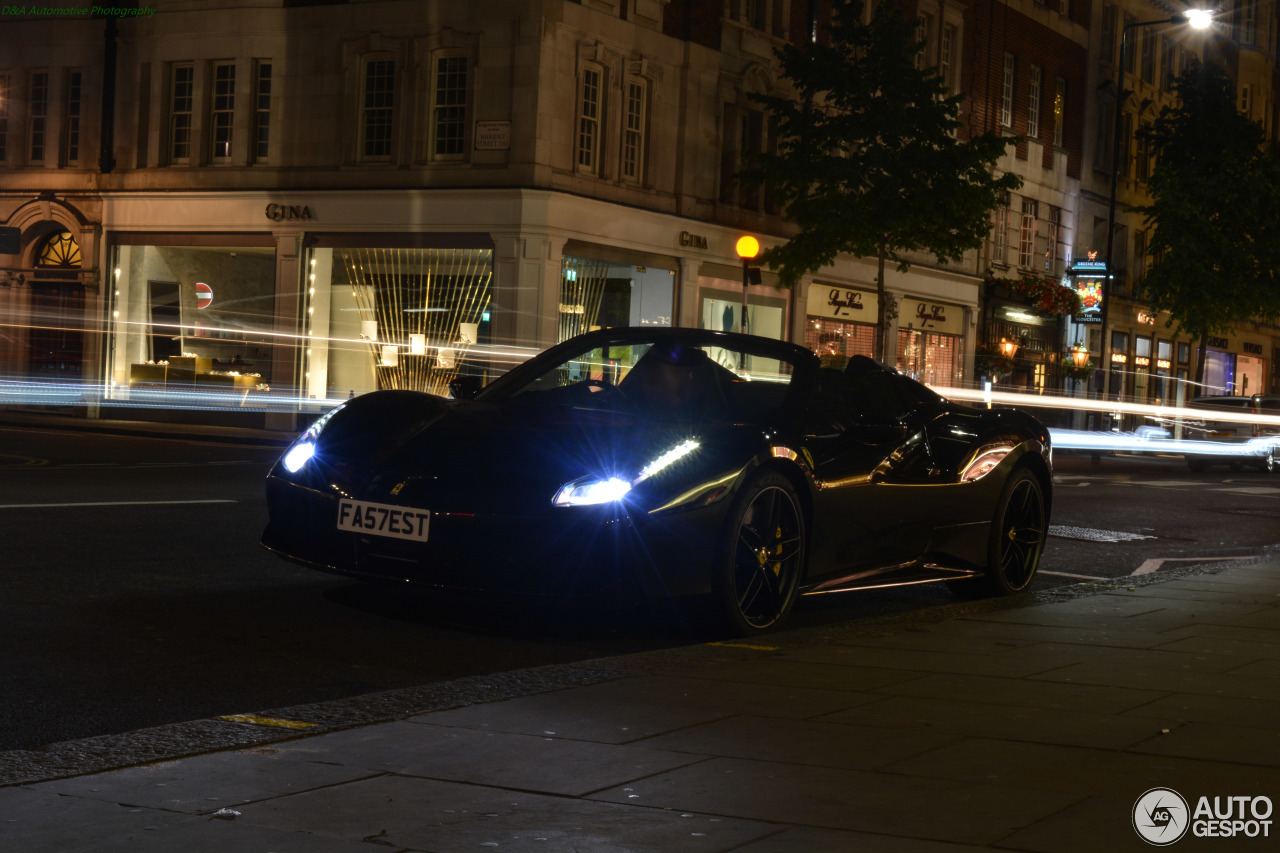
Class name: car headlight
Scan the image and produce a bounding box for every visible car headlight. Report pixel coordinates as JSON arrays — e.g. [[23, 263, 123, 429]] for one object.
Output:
[[553, 439, 701, 507], [961, 446, 1011, 482], [282, 441, 316, 473], [553, 477, 632, 506], [279, 404, 343, 473]]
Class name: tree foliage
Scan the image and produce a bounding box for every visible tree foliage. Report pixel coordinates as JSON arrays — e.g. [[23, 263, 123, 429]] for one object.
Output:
[[1134, 59, 1280, 384], [739, 0, 1020, 358]]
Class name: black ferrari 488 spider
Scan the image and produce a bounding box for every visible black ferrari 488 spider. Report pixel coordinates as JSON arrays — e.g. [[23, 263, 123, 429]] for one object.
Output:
[[262, 327, 1051, 635]]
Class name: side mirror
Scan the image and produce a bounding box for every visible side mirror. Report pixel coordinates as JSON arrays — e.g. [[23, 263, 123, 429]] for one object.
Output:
[[448, 376, 483, 400]]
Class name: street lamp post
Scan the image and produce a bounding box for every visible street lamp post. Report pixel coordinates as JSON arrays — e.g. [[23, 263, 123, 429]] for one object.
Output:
[[1101, 9, 1213, 397], [735, 235, 760, 335]]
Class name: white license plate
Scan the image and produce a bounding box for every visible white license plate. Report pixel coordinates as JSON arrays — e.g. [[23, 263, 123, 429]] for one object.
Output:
[[337, 499, 430, 542]]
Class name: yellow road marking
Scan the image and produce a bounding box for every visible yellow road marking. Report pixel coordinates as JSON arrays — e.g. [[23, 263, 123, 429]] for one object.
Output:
[[708, 641, 779, 651], [219, 714, 318, 729]]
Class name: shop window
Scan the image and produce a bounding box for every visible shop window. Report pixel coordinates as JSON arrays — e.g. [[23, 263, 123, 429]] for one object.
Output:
[[806, 319, 875, 367], [1202, 349, 1236, 395], [360, 57, 396, 161], [28, 70, 48, 163], [897, 329, 960, 386], [64, 70, 82, 165], [210, 61, 235, 162], [430, 54, 468, 160], [253, 61, 272, 162], [332, 247, 492, 397], [168, 63, 194, 164], [577, 64, 603, 175], [109, 241, 278, 395], [559, 256, 673, 343]]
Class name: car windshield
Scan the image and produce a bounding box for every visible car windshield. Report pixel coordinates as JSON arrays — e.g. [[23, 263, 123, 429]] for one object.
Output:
[[494, 336, 799, 422]]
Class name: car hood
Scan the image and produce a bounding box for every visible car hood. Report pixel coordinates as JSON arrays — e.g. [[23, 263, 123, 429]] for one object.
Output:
[[352, 399, 729, 515]]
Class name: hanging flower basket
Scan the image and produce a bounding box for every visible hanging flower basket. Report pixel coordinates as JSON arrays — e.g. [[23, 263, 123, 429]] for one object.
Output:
[[993, 273, 1082, 318], [1061, 358, 1095, 384], [975, 347, 1014, 381]]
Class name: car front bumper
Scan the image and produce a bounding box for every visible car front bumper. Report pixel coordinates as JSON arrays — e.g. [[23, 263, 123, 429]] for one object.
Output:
[[261, 473, 726, 602]]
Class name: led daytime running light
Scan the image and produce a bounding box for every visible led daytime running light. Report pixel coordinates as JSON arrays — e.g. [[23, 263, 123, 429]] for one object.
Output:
[[635, 439, 700, 483]]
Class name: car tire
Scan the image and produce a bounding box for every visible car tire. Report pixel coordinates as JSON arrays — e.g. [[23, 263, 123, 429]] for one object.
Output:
[[984, 468, 1046, 595], [1187, 457, 1207, 473], [1262, 447, 1277, 474], [711, 470, 805, 636]]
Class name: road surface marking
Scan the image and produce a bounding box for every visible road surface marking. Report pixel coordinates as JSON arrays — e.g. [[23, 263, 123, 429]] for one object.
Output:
[[1040, 570, 1110, 581], [219, 714, 318, 730], [1049, 525, 1156, 542], [0, 499, 236, 509], [1131, 556, 1252, 576]]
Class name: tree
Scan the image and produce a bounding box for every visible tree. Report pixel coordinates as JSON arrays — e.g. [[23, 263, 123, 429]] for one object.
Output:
[[739, 0, 1021, 360], [1134, 59, 1280, 388]]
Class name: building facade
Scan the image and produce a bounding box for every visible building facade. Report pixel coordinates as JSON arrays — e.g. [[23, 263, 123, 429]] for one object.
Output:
[[0, 0, 1276, 432]]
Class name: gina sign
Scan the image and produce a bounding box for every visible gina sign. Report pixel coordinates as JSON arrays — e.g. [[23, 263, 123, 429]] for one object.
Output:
[[265, 203, 315, 222]]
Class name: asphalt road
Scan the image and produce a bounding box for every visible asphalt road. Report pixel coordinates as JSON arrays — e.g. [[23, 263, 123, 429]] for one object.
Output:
[[1, 423, 1277, 753]]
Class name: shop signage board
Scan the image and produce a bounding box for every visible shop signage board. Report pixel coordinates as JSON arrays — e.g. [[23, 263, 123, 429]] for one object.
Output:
[[807, 283, 879, 322], [900, 297, 964, 336], [1070, 260, 1106, 324]]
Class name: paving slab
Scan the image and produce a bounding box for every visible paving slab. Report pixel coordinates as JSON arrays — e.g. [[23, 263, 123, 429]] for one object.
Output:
[[1126, 721, 1280, 768], [1153, 633, 1280, 659], [30, 748, 376, 813], [636, 714, 959, 770], [588, 756, 1080, 846], [239, 772, 780, 853], [733, 825, 995, 852], [820, 694, 1173, 751], [924, 618, 1199, 650], [1, 787, 189, 853], [1122, 690, 1280, 729], [267, 720, 705, 796], [875, 672, 1167, 714], [411, 674, 880, 742], [774, 641, 1096, 678], [1031, 660, 1280, 700], [675, 657, 932, 691], [883, 735, 1280, 798]]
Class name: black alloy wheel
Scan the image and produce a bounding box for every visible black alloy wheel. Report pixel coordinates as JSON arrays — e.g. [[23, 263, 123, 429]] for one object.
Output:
[[715, 471, 805, 635], [985, 468, 1046, 595]]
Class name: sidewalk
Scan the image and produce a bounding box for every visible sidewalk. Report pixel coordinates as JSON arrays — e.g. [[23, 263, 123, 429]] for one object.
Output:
[[3, 558, 1279, 852]]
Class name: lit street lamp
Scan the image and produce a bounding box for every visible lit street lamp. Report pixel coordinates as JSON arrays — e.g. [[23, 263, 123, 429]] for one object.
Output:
[[1101, 9, 1213, 395], [735, 235, 760, 335]]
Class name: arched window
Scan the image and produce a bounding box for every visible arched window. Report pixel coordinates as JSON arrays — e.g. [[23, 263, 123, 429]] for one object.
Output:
[[37, 231, 81, 268]]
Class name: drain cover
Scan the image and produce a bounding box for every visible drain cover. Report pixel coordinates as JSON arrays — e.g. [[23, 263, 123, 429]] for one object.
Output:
[[1049, 525, 1157, 543]]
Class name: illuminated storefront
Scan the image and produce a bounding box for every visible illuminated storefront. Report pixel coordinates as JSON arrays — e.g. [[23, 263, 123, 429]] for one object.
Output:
[[803, 282, 878, 366], [107, 236, 277, 399], [897, 297, 964, 386]]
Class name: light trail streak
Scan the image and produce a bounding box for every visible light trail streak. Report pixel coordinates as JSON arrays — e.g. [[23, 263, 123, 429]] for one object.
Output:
[[929, 386, 1280, 459]]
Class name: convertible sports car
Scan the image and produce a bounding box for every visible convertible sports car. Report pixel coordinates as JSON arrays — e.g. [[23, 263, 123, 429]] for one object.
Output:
[[262, 327, 1052, 635]]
